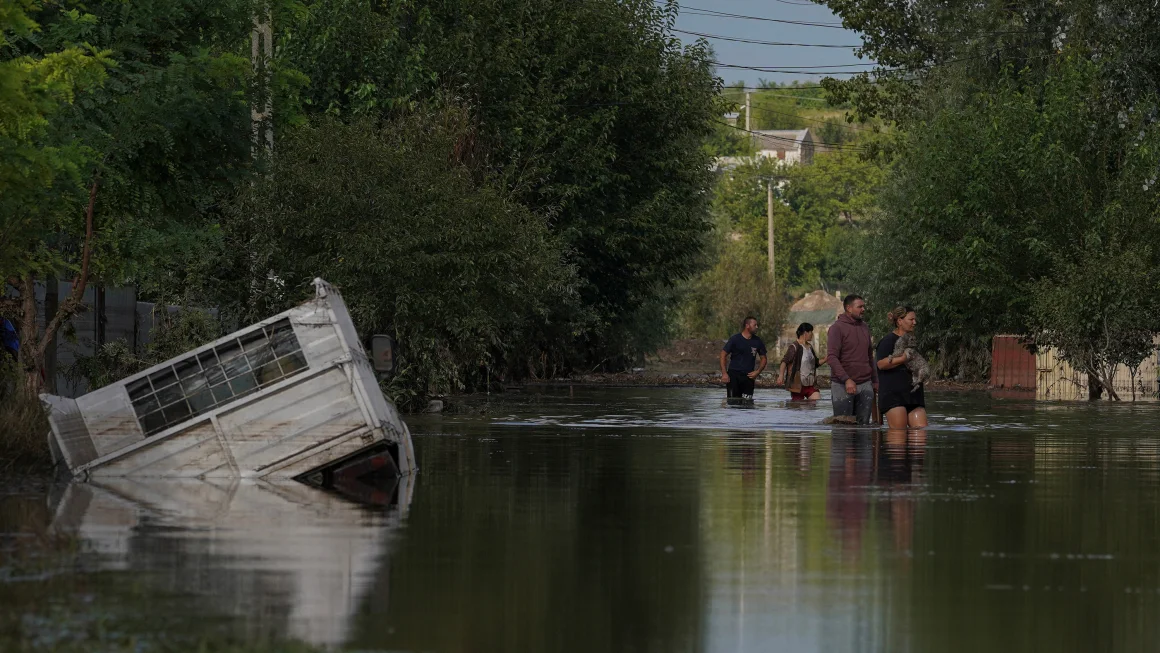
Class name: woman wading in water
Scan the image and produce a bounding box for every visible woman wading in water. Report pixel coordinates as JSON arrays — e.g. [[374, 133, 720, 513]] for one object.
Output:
[[776, 322, 821, 401], [875, 307, 929, 429]]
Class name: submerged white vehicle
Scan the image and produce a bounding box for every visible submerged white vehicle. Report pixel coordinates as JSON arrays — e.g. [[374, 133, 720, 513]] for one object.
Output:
[[41, 279, 415, 482]]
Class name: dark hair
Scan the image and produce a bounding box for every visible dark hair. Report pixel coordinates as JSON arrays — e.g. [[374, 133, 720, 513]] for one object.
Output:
[[842, 294, 865, 309], [742, 316, 757, 329], [796, 322, 814, 337], [887, 306, 915, 328]]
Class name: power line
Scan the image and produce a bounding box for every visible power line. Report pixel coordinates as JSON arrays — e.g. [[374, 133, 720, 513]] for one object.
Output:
[[672, 29, 862, 48], [668, 1, 1053, 38], [677, 6, 850, 29]]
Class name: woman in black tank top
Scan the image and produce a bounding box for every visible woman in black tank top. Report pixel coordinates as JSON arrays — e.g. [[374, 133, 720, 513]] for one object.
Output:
[[875, 306, 929, 429]]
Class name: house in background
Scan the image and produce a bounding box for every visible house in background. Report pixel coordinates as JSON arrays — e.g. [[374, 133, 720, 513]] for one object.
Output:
[[752, 129, 816, 165], [715, 127, 817, 171], [778, 290, 843, 363]]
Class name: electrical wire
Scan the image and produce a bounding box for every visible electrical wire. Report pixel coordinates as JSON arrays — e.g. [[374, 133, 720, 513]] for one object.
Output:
[[672, 28, 862, 48]]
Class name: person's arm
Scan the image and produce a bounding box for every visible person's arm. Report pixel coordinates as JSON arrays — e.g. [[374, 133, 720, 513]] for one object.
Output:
[[750, 354, 767, 379], [719, 349, 730, 383], [877, 350, 910, 370], [825, 325, 848, 382], [776, 361, 788, 385]]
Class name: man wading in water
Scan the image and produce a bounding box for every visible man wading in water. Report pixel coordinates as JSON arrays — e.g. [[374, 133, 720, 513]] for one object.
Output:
[[720, 317, 767, 404], [826, 295, 878, 424]]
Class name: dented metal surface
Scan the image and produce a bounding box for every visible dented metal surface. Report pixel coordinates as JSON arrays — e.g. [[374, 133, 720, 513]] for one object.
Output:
[[41, 278, 416, 479]]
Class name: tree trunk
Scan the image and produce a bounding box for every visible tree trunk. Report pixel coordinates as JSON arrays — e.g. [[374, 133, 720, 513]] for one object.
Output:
[[16, 178, 98, 397], [1087, 374, 1104, 401]]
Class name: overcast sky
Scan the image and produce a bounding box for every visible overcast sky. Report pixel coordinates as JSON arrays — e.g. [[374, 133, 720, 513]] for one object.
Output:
[[670, 0, 872, 87]]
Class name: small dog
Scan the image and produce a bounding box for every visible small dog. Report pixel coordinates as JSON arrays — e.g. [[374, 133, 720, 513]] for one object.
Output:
[[891, 332, 930, 392], [822, 414, 858, 425]]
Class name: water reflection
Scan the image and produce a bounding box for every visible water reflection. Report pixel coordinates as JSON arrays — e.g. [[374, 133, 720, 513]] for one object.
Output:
[[6, 388, 1160, 652], [4, 476, 411, 649]]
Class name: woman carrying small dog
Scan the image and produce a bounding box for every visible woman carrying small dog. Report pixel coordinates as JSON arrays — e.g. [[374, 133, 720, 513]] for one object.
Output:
[[776, 323, 822, 401], [876, 307, 928, 429]]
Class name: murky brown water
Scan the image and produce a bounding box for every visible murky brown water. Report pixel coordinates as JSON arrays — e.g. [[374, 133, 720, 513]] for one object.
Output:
[[4, 386, 1160, 652]]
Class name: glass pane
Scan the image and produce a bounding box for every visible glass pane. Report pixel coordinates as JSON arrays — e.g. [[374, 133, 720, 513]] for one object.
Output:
[[148, 367, 177, 390], [246, 345, 275, 369], [215, 340, 243, 364], [197, 349, 218, 369], [268, 321, 299, 357], [204, 364, 226, 386], [187, 389, 215, 413], [162, 400, 191, 425], [278, 351, 308, 375], [127, 377, 152, 400], [157, 383, 184, 408], [174, 358, 200, 380], [222, 354, 250, 379], [228, 372, 257, 396], [132, 395, 159, 417], [240, 329, 268, 353], [211, 383, 234, 404], [256, 360, 283, 387], [181, 372, 209, 394], [142, 410, 167, 435]]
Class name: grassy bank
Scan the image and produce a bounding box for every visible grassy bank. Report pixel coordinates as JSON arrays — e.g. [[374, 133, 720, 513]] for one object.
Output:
[[0, 384, 53, 475]]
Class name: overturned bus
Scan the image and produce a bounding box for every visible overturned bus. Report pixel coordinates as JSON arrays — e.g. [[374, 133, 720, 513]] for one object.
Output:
[[41, 279, 415, 482]]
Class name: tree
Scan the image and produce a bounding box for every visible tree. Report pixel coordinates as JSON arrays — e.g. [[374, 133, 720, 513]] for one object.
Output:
[[1, 0, 255, 394], [278, 0, 721, 369], [228, 112, 575, 408], [853, 54, 1160, 381]]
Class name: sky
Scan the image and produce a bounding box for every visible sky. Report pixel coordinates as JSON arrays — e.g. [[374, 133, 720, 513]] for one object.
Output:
[[670, 0, 872, 87]]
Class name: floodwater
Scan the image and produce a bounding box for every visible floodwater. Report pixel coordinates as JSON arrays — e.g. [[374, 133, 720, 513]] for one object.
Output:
[[4, 387, 1160, 652]]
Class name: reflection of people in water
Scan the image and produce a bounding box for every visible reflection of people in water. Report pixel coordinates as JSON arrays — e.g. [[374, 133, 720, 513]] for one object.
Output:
[[825, 429, 926, 559], [776, 322, 821, 402]]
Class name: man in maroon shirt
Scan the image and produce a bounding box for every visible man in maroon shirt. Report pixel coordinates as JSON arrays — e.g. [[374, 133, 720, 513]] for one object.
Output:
[[825, 295, 879, 424]]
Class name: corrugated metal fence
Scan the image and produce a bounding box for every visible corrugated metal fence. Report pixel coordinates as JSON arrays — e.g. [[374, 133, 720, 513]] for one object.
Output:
[[991, 334, 1160, 401]]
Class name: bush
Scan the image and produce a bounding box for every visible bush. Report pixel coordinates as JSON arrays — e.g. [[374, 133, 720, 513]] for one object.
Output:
[[678, 238, 789, 340]]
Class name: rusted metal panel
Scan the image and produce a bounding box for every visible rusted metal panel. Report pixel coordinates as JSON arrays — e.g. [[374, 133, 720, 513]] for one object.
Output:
[[990, 335, 1036, 389], [42, 279, 415, 480]]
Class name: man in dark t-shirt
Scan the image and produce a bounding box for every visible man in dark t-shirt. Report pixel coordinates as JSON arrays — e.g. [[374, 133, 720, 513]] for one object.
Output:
[[719, 316, 768, 403]]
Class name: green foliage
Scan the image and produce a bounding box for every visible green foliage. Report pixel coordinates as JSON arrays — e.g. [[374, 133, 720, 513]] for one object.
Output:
[[852, 54, 1160, 380], [228, 112, 575, 408], [1, 1, 109, 277], [277, 0, 721, 367], [677, 237, 788, 339], [706, 149, 886, 297]]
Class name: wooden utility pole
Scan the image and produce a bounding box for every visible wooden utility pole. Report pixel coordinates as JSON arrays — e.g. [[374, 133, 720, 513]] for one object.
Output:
[[767, 181, 775, 291], [251, 1, 273, 158]]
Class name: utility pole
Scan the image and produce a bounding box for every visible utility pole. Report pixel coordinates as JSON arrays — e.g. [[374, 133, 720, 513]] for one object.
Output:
[[251, 1, 273, 159], [745, 92, 751, 132], [767, 180, 775, 291]]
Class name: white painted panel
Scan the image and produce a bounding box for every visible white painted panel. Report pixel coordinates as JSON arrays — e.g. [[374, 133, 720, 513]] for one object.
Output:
[[217, 367, 366, 473], [90, 422, 225, 478], [77, 384, 145, 457]]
